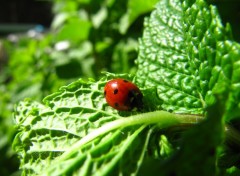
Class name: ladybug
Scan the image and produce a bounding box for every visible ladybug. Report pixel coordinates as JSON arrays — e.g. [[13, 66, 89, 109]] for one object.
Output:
[[104, 78, 143, 111]]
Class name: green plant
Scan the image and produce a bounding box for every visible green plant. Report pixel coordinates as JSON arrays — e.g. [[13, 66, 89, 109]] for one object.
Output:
[[11, 0, 240, 175]]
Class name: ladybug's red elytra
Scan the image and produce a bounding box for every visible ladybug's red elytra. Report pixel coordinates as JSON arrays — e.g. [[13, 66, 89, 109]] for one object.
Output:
[[104, 78, 143, 111]]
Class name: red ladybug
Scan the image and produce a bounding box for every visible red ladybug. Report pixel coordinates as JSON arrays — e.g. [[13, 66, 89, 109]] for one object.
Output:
[[104, 78, 143, 111]]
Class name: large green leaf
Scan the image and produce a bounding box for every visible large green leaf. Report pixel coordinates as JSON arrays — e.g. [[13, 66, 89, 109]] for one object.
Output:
[[135, 0, 239, 115], [13, 75, 202, 175]]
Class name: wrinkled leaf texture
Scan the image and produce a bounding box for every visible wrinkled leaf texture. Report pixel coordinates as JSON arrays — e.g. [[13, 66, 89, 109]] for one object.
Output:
[[136, 0, 240, 117]]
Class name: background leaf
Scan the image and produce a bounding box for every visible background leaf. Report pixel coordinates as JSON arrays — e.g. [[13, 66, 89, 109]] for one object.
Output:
[[56, 18, 92, 43], [119, 0, 159, 34]]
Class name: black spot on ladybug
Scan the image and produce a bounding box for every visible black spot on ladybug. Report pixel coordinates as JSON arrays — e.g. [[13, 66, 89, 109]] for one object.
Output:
[[104, 90, 106, 96], [123, 80, 128, 83], [114, 103, 119, 107], [114, 89, 118, 94]]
